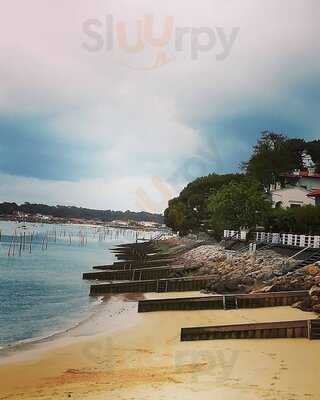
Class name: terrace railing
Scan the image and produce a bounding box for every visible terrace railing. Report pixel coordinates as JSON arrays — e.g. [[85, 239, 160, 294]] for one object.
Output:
[[255, 232, 320, 249]]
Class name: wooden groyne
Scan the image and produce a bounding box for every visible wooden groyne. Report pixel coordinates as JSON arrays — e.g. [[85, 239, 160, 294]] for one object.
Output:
[[83, 265, 185, 281], [139, 295, 224, 312], [114, 258, 177, 267], [114, 253, 173, 261], [111, 242, 160, 259], [89, 275, 215, 296], [92, 258, 178, 271], [110, 239, 186, 266], [181, 319, 320, 341], [138, 291, 309, 313], [92, 239, 206, 271]]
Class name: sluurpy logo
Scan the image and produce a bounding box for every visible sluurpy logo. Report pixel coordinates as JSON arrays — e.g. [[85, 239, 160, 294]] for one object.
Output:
[[135, 176, 175, 214], [82, 15, 240, 70]]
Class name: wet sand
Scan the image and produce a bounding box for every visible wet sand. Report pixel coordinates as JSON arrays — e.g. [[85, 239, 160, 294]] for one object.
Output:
[[0, 291, 319, 400]]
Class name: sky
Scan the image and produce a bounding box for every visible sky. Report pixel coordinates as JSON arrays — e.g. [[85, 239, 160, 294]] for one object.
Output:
[[0, 0, 319, 213]]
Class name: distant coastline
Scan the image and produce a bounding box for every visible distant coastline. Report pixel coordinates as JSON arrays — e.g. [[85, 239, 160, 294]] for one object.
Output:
[[0, 216, 165, 231], [0, 201, 164, 228]]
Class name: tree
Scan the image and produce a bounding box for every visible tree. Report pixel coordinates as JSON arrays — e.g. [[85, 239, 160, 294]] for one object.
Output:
[[164, 173, 246, 234], [207, 180, 271, 238], [305, 140, 320, 172], [243, 131, 304, 187], [0, 202, 18, 214], [164, 199, 191, 235], [286, 138, 306, 170], [164, 133, 320, 236], [0, 202, 163, 223], [264, 205, 320, 234]]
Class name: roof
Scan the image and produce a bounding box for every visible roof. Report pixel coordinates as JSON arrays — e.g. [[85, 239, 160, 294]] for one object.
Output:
[[307, 189, 320, 198], [271, 186, 309, 194], [281, 171, 320, 179]]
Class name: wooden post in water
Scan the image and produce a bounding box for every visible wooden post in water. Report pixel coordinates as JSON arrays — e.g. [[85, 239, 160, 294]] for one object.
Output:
[[12, 233, 17, 257], [29, 232, 34, 254], [19, 234, 22, 256], [8, 234, 14, 257]]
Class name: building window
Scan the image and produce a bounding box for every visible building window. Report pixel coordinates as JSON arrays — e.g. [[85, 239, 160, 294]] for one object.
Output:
[[290, 204, 301, 208]]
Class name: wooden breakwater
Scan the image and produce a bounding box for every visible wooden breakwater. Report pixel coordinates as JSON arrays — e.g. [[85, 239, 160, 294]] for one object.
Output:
[[138, 291, 309, 313], [92, 238, 207, 271], [83, 265, 186, 281], [111, 241, 161, 259], [112, 248, 170, 260], [110, 239, 183, 267], [92, 258, 178, 271], [181, 319, 320, 341], [91, 237, 178, 271], [111, 241, 158, 250], [113, 258, 177, 266], [89, 275, 215, 296], [114, 254, 174, 262]]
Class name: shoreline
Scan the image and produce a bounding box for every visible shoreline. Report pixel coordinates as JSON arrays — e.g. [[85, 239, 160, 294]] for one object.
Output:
[[0, 218, 166, 232], [1, 291, 320, 399], [2, 237, 320, 399], [0, 294, 143, 366], [0, 297, 105, 353], [0, 291, 205, 363], [0, 220, 156, 358]]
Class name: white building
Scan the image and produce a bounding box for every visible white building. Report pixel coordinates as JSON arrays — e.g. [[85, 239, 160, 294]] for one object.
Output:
[[270, 166, 320, 208], [271, 187, 315, 208], [280, 168, 320, 191]]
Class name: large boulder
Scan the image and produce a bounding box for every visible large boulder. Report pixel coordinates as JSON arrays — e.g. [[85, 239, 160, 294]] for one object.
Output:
[[312, 304, 320, 313], [292, 296, 312, 311], [311, 295, 320, 305], [309, 285, 320, 297], [305, 264, 320, 276]]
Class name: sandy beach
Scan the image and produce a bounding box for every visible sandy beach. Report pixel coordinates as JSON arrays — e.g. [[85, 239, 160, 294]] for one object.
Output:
[[0, 291, 319, 400]]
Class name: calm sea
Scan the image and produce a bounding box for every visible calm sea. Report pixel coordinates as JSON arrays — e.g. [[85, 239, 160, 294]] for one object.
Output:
[[0, 221, 152, 347]]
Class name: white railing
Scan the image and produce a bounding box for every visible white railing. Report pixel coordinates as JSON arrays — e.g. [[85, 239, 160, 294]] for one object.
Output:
[[223, 230, 247, 240], [224, 230, 320, 248], [255, 232, 280, 244], [255, 232, 320, 248]]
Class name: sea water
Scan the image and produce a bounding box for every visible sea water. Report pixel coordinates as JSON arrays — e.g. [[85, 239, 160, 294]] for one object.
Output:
[[0, 221, 152, 347]]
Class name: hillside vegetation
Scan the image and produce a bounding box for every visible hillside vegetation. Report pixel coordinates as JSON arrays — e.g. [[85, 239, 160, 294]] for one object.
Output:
[[164, 132, 320, 237]]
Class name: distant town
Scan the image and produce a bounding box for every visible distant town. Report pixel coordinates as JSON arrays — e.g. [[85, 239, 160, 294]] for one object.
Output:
[[0, 202, 165, 229]]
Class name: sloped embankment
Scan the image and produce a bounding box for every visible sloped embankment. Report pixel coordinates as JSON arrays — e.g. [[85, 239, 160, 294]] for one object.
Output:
[[178, 244, 320, 313]]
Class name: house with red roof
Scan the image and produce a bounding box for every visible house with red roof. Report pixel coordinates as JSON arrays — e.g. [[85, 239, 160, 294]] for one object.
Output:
[[307, 189, 320, 206], [270, 166, 320, 208]]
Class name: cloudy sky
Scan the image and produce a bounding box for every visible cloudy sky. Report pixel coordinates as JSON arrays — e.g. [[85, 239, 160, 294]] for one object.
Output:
[[0, 0, 319, 212]]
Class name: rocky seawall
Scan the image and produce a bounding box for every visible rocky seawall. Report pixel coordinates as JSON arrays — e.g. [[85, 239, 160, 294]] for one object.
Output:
[[177, 244, 320, 314]]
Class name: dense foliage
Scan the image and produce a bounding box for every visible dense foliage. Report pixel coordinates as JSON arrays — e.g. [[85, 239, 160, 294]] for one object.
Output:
[[0, 202, 163, 224], [208, 181, 271, 238], [264, 205, 320, 235], [243, 132, 320, 186], [164, 131, 320, 237], [164, 173, 245, 235]]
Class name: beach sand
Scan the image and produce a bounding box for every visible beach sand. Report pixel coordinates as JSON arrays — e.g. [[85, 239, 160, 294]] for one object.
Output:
[[0, 291, 319, 400]]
